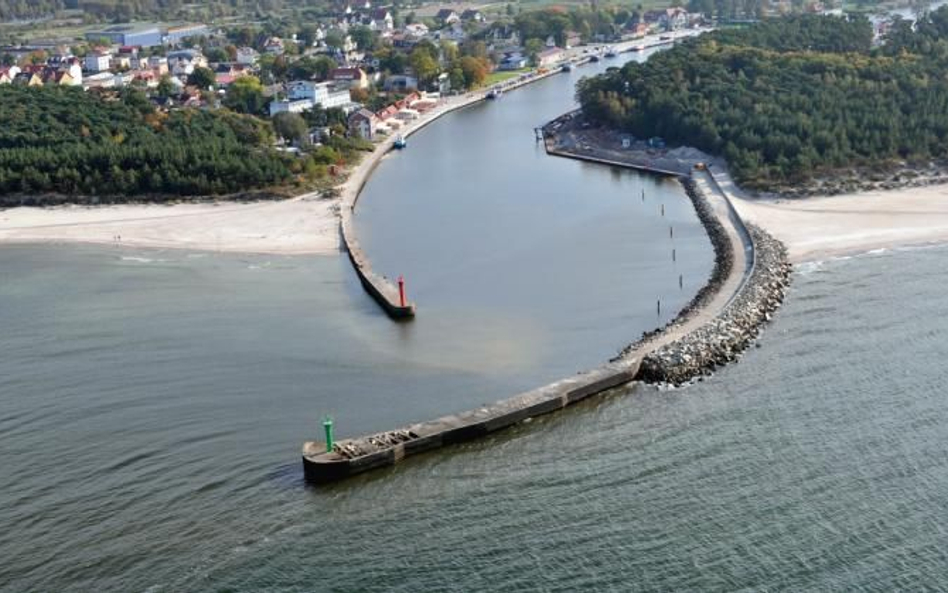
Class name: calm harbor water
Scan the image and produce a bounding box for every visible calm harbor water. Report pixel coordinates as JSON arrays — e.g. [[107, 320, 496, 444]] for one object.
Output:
[[353, 51, 713, 380]]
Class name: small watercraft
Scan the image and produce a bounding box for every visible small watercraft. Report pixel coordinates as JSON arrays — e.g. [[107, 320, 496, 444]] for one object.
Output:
[[487, 88, 502, 99], [393, 135, 407, 149]]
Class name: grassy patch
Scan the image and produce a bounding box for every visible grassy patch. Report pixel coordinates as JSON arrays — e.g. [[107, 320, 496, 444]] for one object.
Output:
[[484, 68, 531, 85]]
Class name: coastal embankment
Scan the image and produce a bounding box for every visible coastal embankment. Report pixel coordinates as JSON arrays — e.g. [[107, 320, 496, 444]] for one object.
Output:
[[302, 111, 791, 483]]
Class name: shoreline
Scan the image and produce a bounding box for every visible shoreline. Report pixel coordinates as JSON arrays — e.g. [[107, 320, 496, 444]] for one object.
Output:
[[551, 115, 948, 264], [0, 193, 340, 256], [0, 29, 701, 257], [728, 183, 948, 264]]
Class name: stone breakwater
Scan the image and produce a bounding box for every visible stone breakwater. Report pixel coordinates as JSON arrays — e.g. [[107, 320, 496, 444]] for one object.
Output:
[[637, 222, 791, 386], [618, 176, 735, 356]]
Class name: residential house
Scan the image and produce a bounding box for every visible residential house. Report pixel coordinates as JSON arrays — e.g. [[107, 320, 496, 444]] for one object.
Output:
[[60, 58, 83, 83], [490, 25, 520, 48], [461, 9, 484, 22], [148, 56, 169, 75], [41, 68, 79, 86], [370, 8, 394, 31], [236, 47, 259, 65], [404, 23, 429, 37], [536, 47, 564, 68], [383, 74, 418, 91], [564, 30, 582, 49], [214, 63, 252, 87], [643, 8, 689, 31], [264, 37, 285, 55], [13, 72, 43, 86], [132, 70, 159, 87], [330, 67, 369, 89], [435, 22, 467, 42], [348, 108, 378, 139], [167, 49, 207, 77], [498, 52, 528, 71], [436, 9, 460, 25], [85, 51, 111, 73], [0, 66, 21, 84], [112, 55, 132, 70]]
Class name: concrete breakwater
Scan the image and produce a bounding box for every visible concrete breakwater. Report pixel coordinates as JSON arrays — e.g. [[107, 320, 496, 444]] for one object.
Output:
[[637, 223, 790, 385], [305, 121, 792, 482], [303, 360, 638, 483]]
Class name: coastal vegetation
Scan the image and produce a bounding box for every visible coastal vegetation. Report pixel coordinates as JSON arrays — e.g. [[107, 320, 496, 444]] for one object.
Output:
[[0, 85, 368, 199], [577, 12, 948, 191]]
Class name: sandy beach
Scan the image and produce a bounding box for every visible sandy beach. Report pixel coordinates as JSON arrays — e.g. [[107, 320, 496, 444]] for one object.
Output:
[[0, 194, 340, 255], [729, 183, 948, 263], [0, 31, 703, 258]]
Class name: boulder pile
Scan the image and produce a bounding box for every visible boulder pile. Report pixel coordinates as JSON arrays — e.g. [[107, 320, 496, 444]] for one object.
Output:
[[637, 220, 791, 386], [615, 176, 734, 358]]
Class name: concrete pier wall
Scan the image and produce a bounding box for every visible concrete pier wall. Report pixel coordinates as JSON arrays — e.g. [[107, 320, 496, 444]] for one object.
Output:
[[304, 125, 786, 484]]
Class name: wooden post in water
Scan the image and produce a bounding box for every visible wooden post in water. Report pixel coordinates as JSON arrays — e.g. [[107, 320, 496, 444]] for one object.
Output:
[[679, 274, 683, 290], [672, 248, 676, 262]]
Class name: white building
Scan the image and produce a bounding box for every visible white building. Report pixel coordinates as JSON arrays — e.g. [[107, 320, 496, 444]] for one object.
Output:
[[270, 81, 352, 116], [84, 52, 111, 73], [286, 81, 350, 109], [269, 99, 316, 116], [83, 71, 117, 88]]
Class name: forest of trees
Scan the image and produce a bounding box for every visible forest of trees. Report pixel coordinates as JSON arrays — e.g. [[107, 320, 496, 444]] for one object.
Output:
[[577, 12, 948, 190], [0, 86, 299, 197]]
